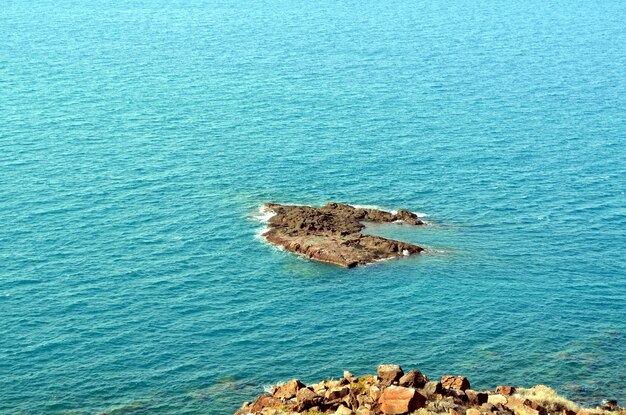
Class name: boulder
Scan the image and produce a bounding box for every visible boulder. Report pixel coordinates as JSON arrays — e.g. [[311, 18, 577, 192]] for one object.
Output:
[[399, 370, 429, 388], [466, 390, 488, 405], [250, 394, 282, 413], [295, 387, 323, 411], [357, 408, 376, 415], [420, 381, 444, 398], [272, 379, 305, 399], [379, 386, 426, 415], [481, 403, 499, 412], [488, 394, 508, 405], [496, 386, 516, 396], [378, 365, 404, 386], [344, 371, 355, 383], [447, 388, 468, 404], [326, 386, 351, 401], [336, 405, 354, 415], [441, 376, 470, 391], [467, 409, 481, 415], [427, 397, 459, 413], [369, 385, 382, 401]]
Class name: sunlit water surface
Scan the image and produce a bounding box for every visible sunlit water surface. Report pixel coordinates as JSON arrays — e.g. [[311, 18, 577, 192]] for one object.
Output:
[[1, 0, 625, 413]]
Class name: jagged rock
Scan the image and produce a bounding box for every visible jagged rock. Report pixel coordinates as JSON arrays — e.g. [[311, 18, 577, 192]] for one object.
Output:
[[420, 381, 444, 398], [250, 394, 282, 413], [506, 397, 546, 415], [261, 203, 426, 268], [369, 385, 382, 401], [235, 366, 623, 415], [295, 388, 323, 411], [344, 371, 355, 383], [326, 386, 351, 401], [488, 394, 508, 405], [342, 391, 358, 410], [379, 386, 426, 415], [481, 402, 499, 412], [273, 379, 306, 399], [335, 405, 354, 415], [466, 390, 488, 405], [447, 388, 468, 404], [399, 370, 428, 388], [378, 365, 404, 387], [427, 397, 459, 413], [442, 376, 470, 391], [496, 386, 516, 396]]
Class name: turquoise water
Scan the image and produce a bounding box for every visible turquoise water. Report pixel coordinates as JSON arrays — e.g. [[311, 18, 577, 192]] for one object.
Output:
[[1, 0, 625, 413]]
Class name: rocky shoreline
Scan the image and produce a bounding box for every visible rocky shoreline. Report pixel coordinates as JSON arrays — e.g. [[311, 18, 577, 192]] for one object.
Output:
[[261, 202, 427, 268], [235, 365, 623, 415]]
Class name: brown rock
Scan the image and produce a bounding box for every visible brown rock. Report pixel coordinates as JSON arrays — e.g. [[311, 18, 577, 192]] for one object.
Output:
[[379, 385, 426, 415], [562, 410, 576, 415], [272, 379, 305, 399], [378, 365, 404, 387], [496, 386, 516, 396], [336, 405, 354, 415], [481, 403, 499, 412], [326, 386, 351, 401], [427, 397, 459, 413], [467, 408, 481, 415], [357, 393, 374, 408], [295, 387, 323, 411], [420, 381, 444, 398], [442, 376, 471, 391], [488, 394, 508, 405], [450, 409, 460, 415], [250, 394, 282, 413], [357, 408, 375, 415], [506, 396, 532, 409], [447, 388, 468, 404], [513, 406, 540, 415], [399, 370, 429, 388], [466, 390, 489, 405], [261, 203, 426, 268], [369, 385, 382, 401], [234, 402, 251, 415]]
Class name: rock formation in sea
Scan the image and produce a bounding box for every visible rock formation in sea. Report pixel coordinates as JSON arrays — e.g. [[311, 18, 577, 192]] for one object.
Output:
[[234, 365, 624, 415], [261, 202, 426, 268]]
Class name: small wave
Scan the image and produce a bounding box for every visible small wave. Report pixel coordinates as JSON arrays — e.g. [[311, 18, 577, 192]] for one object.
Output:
[[351, 204, 428, 218], [252, 205, 277, 223], [252, 205, 277, 241]]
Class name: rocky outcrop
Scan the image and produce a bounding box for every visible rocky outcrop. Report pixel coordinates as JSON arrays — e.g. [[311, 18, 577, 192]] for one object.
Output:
[[261, 202, 426, 268], [234, 365, 624, 415]]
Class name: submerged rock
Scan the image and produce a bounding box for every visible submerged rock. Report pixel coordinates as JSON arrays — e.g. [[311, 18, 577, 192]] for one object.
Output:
[[261, 202, 426, 267]]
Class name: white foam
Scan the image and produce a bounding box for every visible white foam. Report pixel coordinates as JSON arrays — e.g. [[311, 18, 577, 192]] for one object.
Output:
[[253, 205, 277, 223], [352, 204, 428, 218], [350, 204, 397, 214], [252, 205, 277, 241], [402, 249, 410, 256]]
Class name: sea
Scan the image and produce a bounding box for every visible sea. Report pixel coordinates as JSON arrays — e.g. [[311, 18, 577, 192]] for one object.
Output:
[[1, 0, 625, 414]]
